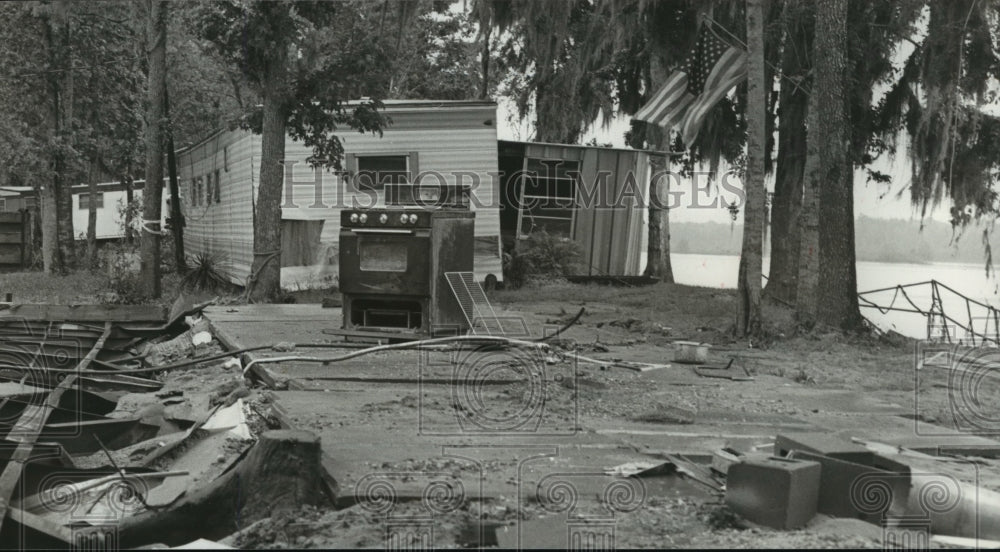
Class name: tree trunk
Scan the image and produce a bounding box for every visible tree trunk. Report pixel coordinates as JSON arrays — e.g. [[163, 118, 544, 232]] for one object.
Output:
[[765, 6, 811, 303], [644, 154, 674, 282], [140, 0, 167, 299], [797, 0, 848, 327], [248, 54, 289, 302], [124, 175, 134, 245], [41, 15, 65, 274], [86, 161, 98, 268], [40, 182, 58, 275], [165, 89, 186, 272], [479, 24, 491, 100], [817, 0, 861, 330], [55, 20, 76, 271], [643, 54, 674, 282], [736, 0, 766, 338]]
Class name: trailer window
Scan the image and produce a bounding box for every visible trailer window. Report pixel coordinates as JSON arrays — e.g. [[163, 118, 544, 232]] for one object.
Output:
[[205, 173, 213, 207], [214, 169, 221, 203], [354, 155, 410, 192], [79, 192, 104, 210]]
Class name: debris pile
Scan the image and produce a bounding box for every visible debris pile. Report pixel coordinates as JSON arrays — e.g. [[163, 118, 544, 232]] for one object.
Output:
[[721, 432, 1000, 547], [0, 299, 317, 549]]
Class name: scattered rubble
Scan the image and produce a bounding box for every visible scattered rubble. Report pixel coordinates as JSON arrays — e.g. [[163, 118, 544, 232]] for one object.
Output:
[[5, 288, 1000, 549]]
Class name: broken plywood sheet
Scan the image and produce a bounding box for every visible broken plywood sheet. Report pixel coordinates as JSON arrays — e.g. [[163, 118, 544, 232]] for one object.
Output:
[[816, 415, 1000, 457]]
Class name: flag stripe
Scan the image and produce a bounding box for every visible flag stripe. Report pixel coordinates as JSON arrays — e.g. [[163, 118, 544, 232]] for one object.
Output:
[[659, 94, 695, 129], [644, 75, 690, 124], [631, 24, 748, 144], [705, 48, 747, 91], [687, 67, 747, 132], [680, 71, 746, 145], [634, 71, 683, 121], [634, 71, 687, 123], [680, 48, 748, 144]]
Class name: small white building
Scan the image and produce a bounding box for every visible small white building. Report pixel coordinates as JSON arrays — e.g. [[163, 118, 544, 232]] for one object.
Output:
[[70, 181, 169, 241], [0, 182, 169, 241]]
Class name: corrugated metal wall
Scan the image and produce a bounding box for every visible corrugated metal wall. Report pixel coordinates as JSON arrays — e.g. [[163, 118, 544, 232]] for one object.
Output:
[[517, 142, 650, 277], [177, 103, 503, 289]]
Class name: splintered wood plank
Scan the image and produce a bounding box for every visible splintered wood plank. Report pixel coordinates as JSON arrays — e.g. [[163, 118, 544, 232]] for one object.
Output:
[[0, 322, 110, 536]]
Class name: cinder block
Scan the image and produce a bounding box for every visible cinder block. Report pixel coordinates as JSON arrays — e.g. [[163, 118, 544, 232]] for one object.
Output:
[[788, 450, 909, 522], [725, 456, 821, 529]]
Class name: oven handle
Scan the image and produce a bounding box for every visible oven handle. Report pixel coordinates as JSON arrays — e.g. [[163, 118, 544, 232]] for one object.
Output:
[[348, 228, 415, 235]]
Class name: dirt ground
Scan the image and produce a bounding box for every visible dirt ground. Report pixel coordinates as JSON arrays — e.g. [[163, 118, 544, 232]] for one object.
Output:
[[204, 280, 1000, 549]]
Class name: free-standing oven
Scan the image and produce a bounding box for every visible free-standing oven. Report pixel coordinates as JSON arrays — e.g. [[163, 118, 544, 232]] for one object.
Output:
[[339, 188, 474, 335]]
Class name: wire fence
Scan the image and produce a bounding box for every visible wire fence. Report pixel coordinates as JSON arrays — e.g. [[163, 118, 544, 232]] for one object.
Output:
[[858, 280, 1000, 346]]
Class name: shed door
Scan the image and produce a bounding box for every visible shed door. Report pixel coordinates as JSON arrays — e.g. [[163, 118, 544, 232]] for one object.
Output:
[[516, 158, 579, 239]]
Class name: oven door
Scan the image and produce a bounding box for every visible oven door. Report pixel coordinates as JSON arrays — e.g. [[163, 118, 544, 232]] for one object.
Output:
[[339, 228, 430, 295]]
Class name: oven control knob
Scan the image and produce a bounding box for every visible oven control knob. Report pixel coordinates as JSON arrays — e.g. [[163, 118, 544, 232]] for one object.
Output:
[[408, 214, 418, 224], [350, 213, 359, 223], [359, 213, 368, 223], [379, 213, 388, 224], [399, 213, 409, 224]]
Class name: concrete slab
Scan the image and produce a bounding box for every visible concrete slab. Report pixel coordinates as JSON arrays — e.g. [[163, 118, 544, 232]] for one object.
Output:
[[203, 302, 1000, 538]]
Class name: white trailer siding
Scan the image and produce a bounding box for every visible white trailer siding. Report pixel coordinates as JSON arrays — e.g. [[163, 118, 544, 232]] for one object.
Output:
[[177, 128, 258, 283], [70, 183, 168, 241]]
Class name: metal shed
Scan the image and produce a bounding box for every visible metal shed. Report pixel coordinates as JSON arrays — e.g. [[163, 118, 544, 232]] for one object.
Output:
[[498, 140, 657, 277]]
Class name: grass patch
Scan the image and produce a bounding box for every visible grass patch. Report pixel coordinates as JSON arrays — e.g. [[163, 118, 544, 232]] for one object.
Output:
[[1, 271, 109, 303], [1, 269, 183, 307]]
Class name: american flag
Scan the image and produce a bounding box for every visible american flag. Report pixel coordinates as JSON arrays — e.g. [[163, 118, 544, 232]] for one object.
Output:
[[633, 24, 747, 146]]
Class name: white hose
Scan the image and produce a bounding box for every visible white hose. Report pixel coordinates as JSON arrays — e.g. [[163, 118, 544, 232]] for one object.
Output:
[[241, 335, 550, 376]]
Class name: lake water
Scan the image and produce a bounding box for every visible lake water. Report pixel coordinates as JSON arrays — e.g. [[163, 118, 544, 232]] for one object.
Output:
[[671, 253, 1000, 339]]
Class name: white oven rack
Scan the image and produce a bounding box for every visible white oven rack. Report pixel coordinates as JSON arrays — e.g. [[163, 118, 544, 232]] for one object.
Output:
[[444, 272, 504, 335]]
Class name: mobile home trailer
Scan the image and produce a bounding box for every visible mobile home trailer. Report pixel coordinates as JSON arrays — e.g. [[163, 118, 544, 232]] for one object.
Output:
[[176, 100, 503, 290]]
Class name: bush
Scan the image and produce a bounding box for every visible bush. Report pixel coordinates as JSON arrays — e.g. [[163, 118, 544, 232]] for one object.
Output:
[[103, 241, 144, 304], [181, 251, 231, 292], [502, 230, 582, 289]]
